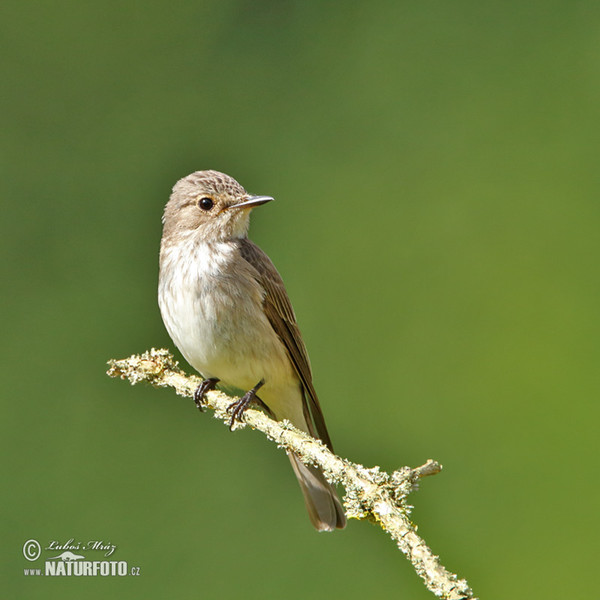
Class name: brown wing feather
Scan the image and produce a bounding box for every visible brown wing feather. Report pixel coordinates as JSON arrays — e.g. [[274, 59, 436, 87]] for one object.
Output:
[[238, 239, 334, 451]]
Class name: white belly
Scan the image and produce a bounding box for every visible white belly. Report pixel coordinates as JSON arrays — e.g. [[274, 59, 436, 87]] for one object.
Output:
[[158, 238, 297, 395]]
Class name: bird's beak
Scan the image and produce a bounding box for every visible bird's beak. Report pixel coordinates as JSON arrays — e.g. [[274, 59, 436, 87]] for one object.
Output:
[[228, 195, 274, 210]]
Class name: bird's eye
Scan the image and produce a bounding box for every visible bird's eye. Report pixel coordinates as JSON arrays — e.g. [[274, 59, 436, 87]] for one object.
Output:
[[198, 197, 214, 211]]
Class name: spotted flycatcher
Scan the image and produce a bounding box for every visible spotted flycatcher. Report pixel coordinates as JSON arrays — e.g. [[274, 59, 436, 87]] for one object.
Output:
[[158, 170, 345, 531]]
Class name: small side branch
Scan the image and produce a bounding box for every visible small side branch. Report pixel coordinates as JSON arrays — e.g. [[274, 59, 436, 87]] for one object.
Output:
[[107, 348, 476, 600]]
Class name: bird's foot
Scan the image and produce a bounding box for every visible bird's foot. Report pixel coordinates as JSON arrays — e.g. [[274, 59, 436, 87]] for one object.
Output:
[[227, 379, 265, 429], [193, 378, 219, 412]]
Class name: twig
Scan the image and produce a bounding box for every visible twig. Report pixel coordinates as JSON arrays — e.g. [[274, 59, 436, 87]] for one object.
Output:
[[107, 348, 476, 600]]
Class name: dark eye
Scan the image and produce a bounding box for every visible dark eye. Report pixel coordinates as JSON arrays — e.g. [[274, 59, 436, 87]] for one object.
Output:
[[198, 197, 214, 211]]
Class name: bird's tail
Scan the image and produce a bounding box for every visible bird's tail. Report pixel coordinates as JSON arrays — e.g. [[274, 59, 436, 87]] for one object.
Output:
[[265, 384, 346, 531], [287, 452, 346, 531]]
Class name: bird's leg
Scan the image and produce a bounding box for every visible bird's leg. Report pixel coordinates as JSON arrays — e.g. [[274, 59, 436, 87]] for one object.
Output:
[[193, 378, 220, 412], [227, 379, 265, 429]]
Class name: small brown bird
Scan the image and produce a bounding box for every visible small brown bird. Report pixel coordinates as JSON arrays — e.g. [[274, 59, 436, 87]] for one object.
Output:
[[158, 170, 345, 531]]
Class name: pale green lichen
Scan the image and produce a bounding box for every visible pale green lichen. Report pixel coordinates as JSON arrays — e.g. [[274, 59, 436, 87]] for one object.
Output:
[[107, 349, 475, 600]]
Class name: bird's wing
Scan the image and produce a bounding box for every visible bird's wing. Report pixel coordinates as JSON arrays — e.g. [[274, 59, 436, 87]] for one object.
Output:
[[238, 238, 334, 451]]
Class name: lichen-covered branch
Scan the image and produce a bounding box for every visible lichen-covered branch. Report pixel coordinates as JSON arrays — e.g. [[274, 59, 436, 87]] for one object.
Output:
[[107, 348, 476, 600]]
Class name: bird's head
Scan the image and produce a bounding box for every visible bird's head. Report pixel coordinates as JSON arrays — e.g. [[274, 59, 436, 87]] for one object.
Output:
[[162, 170, 273, 242]]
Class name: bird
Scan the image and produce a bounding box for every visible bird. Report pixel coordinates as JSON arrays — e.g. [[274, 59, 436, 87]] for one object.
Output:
[[158, 170, 346, 531]]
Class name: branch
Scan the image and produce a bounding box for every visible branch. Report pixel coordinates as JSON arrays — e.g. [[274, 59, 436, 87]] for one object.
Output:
[[107, 348, 476, 600]]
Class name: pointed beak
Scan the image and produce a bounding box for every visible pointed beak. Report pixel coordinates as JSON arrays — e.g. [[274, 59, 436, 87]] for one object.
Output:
[[228, 195, 274, 210]]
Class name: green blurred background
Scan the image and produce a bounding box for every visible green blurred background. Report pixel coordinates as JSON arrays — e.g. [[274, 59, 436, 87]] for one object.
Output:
[[2, 1, 598, 598]]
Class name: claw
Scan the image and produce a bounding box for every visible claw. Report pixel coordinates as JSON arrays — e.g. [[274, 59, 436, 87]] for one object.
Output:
[[227, 379, 265, 429], [193, 378, 219, 412]]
